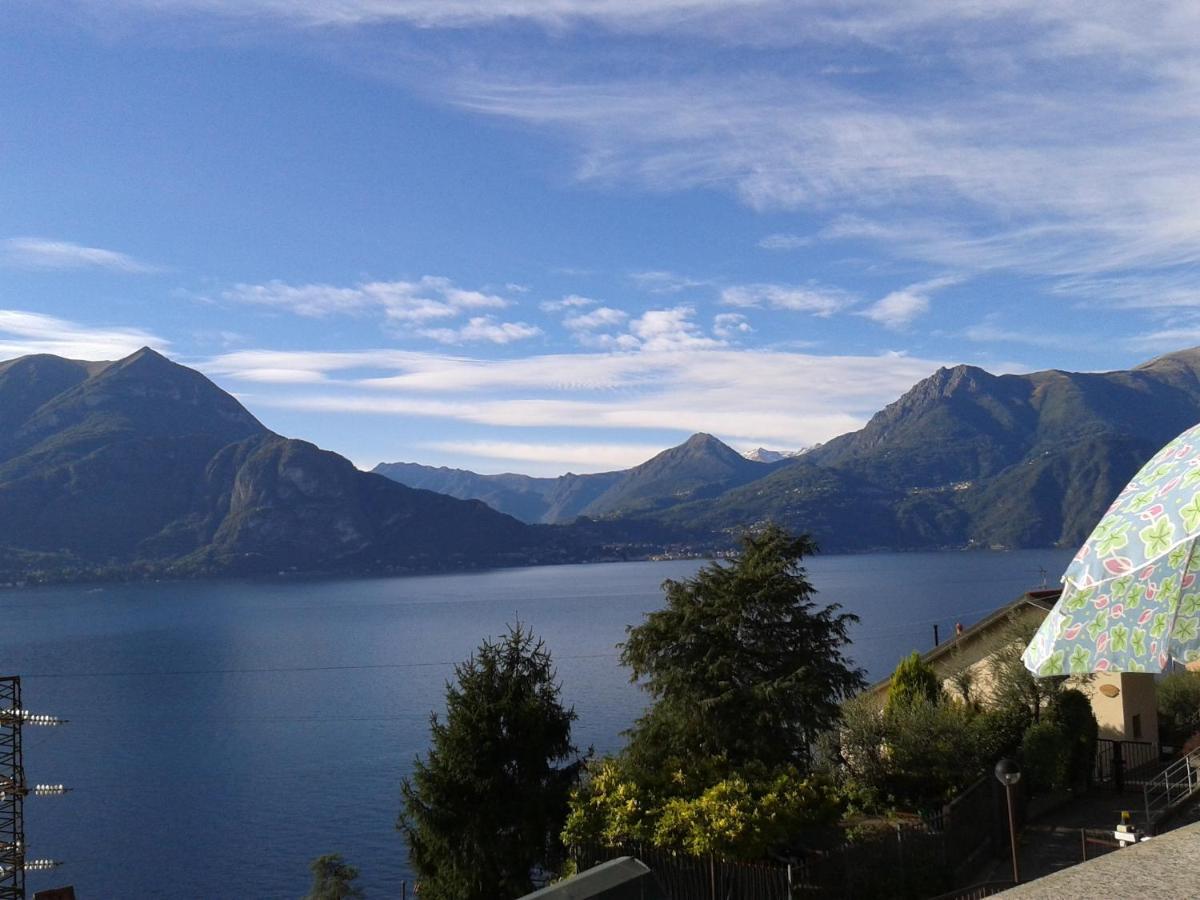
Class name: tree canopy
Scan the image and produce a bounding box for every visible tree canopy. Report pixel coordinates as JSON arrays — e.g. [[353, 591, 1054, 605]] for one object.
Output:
[[304, 854, 364, 900], [398, 623, 586, 900], [565, 526, 859, 860], [620, 525, 865, 778]]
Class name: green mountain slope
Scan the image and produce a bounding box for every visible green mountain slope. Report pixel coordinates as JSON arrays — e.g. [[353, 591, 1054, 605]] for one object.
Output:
[[371, 461, 623, 524], [0, 348, 570, 583], [375, 432, 769, 523], [634, 348, 1200, 552]]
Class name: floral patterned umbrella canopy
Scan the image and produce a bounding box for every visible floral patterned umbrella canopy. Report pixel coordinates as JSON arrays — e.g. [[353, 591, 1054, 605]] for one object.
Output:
[[1024, 422, 1200, 675]]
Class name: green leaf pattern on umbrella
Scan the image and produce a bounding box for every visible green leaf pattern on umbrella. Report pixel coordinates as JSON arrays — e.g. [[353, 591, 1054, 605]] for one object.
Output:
[[1024, 422, 1200, 673], [1025, 545, 1200, 673]]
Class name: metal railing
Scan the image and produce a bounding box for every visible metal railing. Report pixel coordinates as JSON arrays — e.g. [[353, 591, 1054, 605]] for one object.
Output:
[[1143, 745, 1200, 832], [1094, 739, 1158, 791]]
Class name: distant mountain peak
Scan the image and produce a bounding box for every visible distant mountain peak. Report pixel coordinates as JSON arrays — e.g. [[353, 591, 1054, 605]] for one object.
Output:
[[743, 447, 803, 463], [112, 346, 173, 370]]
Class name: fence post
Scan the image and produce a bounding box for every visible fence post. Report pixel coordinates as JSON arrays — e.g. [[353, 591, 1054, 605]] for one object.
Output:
[[786, 862, 793, 900]]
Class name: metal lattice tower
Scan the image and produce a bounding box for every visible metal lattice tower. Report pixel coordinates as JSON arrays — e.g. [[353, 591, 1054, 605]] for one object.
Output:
[[0, 676, 24, 900], [0, 677, 67, 900]]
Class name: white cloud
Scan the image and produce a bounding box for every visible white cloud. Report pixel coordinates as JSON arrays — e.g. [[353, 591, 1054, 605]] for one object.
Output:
[[436, 9, 1200, 287], [713, 312, 753, 338], [212, 345, 949, 448], [221, 276, 512, 329], [563, 306, 628, 331], [418, 316, 542, 344], [860, 291, 928, 330], [64, 3, 1200, 294], [630, 271, 710, 294], [1, 237, 160, 274], [0, 309, 168, 360], [962, 317, 1073, 348], [720, 282, 854, 317], [86, 0, 1200, 58], [860, 276, 961, 330], [758, 233, 812, 250], [540, 294, 596, 312], [629, 306, 721, 351], [421, 439, 665, 472]]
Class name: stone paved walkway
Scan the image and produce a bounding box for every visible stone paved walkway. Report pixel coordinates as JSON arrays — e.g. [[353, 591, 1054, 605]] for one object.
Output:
[[973, 785, 1200, 887]]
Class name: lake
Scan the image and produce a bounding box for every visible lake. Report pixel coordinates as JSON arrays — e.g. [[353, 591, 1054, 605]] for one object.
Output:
[[2, 548, 1073, 898]]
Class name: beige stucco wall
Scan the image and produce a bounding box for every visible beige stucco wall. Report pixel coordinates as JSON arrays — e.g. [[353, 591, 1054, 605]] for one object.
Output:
[[1080, 672, 1158, 745]]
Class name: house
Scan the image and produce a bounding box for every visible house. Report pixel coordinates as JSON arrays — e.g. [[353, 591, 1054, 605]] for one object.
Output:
[[867, 589, 1159, 748]]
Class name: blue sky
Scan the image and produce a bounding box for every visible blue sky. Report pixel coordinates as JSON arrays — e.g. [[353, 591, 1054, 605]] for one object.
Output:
[[3, 2, 1199, 474]]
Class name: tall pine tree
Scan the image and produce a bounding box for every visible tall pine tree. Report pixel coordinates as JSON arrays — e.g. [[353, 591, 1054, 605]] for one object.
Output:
[[398, 623, 585, 900]]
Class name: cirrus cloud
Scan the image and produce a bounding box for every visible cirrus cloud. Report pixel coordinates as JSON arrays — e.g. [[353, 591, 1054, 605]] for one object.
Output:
[[1, 237, 161, 274]]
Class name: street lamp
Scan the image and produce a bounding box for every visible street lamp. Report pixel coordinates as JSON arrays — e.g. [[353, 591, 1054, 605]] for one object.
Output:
[[994, 758, 1021, 883]]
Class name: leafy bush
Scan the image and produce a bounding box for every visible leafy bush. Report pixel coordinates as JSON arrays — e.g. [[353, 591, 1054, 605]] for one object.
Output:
[[828, 693, 996, 812], [1048, 688, 1098, 788], [1020, 721, 1071, 794], [1158, 671, 1200, 746], [563, 759, 840, 859], [886, 651, 943, 714]]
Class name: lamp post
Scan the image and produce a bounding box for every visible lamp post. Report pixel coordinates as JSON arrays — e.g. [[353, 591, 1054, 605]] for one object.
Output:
[[994, 758, 1022, 883]]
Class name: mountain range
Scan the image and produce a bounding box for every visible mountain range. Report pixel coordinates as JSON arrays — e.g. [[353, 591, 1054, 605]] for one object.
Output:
[[378, 348, 1200, 553], [4, 345, 1200, 584], [0, 348, 574, 583], [373, 433, 777, 525]]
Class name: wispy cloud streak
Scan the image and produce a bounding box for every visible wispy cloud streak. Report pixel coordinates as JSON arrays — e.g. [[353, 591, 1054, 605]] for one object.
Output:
[[1, 237, 161, 273]]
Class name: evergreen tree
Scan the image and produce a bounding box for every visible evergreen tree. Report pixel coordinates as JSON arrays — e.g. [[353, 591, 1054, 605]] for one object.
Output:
[[885, 651, 942, 713], [620, 525, 865, 780], [398, 623, 586, 900], [304, 854, 364, 900]]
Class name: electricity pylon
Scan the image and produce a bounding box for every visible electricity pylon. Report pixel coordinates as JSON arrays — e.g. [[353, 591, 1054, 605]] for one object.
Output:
[[0, 677, 67, 900]]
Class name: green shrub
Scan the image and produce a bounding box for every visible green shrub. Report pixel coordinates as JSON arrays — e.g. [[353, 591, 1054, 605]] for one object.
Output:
[[886, 651, 943, 714], [1158, 671, 1200, 746], [1048, 688, 1098, 787], [1020, 721, 1071, 794]]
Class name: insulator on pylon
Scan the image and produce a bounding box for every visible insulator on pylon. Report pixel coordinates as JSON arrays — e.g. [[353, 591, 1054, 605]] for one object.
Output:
[[22, 858, 62, 872], [32, 784, 69, 796], [23, 713, 67, 726]]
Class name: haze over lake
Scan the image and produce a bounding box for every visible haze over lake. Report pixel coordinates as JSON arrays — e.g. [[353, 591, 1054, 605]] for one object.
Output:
[[5, 550, 1071, 897]]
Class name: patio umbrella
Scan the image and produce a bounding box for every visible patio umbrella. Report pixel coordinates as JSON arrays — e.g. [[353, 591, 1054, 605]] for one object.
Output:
[[1023, 421, 1200, 675]]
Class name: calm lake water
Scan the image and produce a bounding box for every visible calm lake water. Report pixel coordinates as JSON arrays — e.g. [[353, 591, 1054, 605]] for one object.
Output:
[[2, 549, 1072, 898]]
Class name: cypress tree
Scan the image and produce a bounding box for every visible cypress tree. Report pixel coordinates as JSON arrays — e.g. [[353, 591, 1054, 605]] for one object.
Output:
[[398, 623, 585, 900], [885, 651, 943, 713]]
